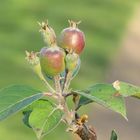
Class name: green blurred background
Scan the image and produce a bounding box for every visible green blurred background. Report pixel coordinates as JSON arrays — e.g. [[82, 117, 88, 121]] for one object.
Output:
[[0, 0, 140, 140]]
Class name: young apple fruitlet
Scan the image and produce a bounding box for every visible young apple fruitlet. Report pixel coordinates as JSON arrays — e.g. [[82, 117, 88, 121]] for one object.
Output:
[[40, 46, 65, 76], [65, 53, 79, 71], [59, 20, 85, 54], [39, 21, 57, 47]]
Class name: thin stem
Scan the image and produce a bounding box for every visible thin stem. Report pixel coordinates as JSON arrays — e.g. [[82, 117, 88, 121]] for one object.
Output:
[[54, 75, 62, 95], [52, 74, 74, 125], [61, 97, 74, 125], [41, 77, 55, 93], [62, 70, 68, 91], [63, 71, 72, 94]]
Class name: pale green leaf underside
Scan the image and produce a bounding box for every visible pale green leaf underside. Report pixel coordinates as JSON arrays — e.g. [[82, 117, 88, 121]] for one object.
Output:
[[0, 85, 44, 121], [26, 100, 63, 139], [75, 84, 126, 119]]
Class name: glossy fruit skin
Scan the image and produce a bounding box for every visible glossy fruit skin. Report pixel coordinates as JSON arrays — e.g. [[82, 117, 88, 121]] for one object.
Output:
[[40, 47, 65, 76], [65, 53, 79, 71], [59, 27, 85, 54]]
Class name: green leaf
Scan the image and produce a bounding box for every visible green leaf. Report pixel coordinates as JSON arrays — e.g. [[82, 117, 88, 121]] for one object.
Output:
[[24, 99, 63, 139], [75, 84, 127, 119], [113, 81, 140, 98], [110, 130, 118, 140], [0, 85, 44, 121]]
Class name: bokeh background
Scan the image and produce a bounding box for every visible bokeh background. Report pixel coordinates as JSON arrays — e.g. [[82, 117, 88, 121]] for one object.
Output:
[[0, 0, 140, 140]]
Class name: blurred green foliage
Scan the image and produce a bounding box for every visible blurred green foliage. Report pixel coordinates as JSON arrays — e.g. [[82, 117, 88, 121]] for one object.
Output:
[[0, 0, 139, 140]]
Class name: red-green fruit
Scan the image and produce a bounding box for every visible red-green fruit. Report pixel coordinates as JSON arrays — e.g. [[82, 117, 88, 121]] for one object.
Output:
[[40, 47, 65, 76], [59, 21, 85, 54], [66, 53, 79, 71]]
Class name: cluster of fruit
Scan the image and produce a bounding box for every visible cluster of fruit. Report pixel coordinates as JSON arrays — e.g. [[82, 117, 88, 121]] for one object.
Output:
[[26, 20, 85, 94], [39, 20, 85, 78]]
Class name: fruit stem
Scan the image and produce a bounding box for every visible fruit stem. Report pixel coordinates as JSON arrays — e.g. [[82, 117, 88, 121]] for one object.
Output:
[[60, 96, 74, 125], [63, 71, 72, 94], [54, 75, 62, 95], [42, 77, 56, 93]]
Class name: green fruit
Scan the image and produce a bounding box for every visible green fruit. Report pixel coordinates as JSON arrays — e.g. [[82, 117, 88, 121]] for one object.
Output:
[[40, 47, 65, 76], [25, 51, 44, 80], [65, 53, 79, 71]]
